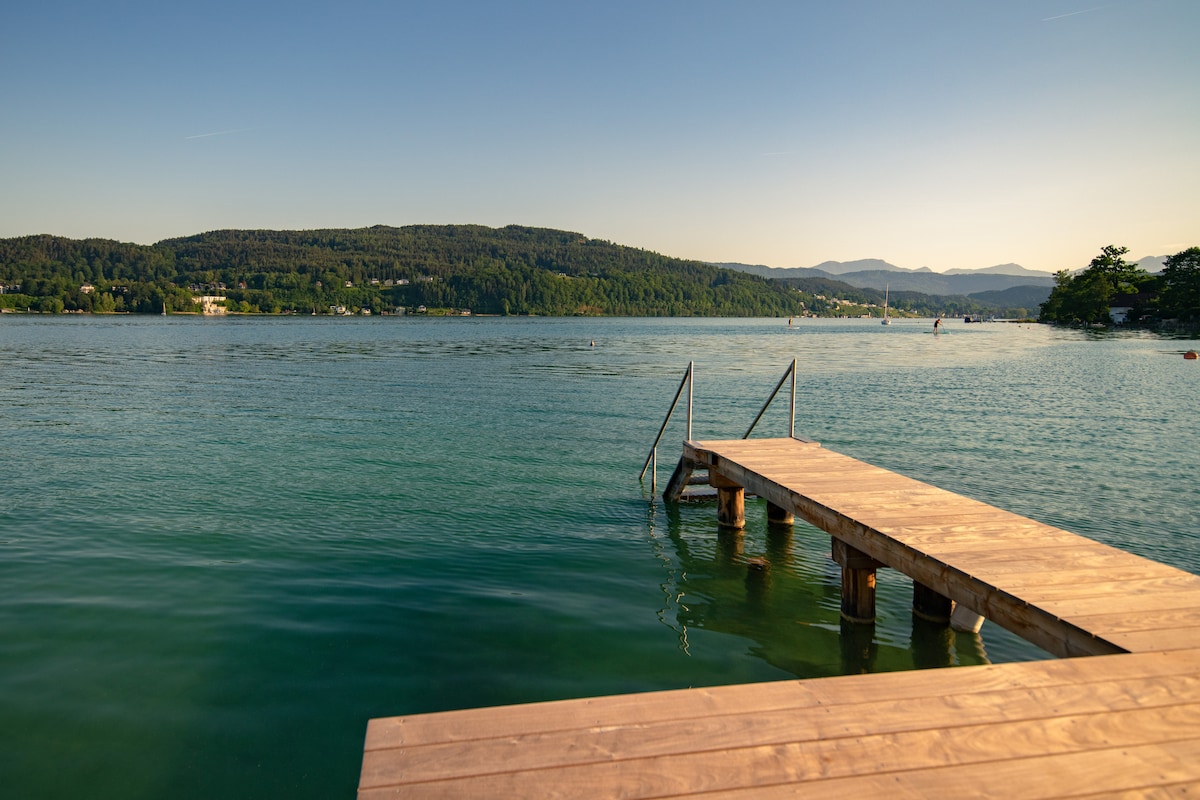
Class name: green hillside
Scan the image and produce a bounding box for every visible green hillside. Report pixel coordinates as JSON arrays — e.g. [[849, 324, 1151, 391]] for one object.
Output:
[[1, 224, 1044, 317], [0, 225, 811, 316]]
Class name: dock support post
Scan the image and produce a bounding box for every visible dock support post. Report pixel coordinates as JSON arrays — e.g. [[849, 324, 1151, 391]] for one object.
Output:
[[831, 538, 883, 623], [663, 456, 697, 503], [951, 604, 986, 634], [716, 487, 745, 529], [710, 470, 745, 529], [766, 501, 794, 525], [912, 582, 954, 624]]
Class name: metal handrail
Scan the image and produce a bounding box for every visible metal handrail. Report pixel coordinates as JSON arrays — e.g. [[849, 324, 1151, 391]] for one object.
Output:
[[639, 361, 693, 487], [743, 358, 797, 439]]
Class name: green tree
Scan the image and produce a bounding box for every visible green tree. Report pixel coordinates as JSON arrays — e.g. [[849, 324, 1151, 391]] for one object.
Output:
[[1159, 247, 1200, 323], [1085, 245, 1144, 292], [1040, 245, 1151, 325], [93, 292, 118, 313]]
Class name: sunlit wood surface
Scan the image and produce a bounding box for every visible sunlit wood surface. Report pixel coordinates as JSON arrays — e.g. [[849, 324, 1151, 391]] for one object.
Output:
[[686, 438, 1200, 657]]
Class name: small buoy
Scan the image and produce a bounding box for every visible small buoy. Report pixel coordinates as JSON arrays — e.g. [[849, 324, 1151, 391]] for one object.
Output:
[[1185, 350, 1198, 360], [590, 340, 595, 347]]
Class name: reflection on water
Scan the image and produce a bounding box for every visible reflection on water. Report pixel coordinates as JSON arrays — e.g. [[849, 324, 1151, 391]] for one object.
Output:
[[644, 495, 1000, 680]]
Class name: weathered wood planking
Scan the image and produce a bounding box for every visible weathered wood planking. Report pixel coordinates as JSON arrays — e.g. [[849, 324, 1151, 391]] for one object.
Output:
[[360, 650, 1200, 798], [686, 438, 1200, 658], [359, 437, 1200, 798]]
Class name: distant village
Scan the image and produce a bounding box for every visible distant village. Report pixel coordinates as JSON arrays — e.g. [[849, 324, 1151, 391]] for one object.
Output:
[[0, 277, 888, 319], [0, 275, 481, 317]]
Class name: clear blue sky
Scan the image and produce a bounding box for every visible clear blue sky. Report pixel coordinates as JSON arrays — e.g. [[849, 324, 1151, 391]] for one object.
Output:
[[2, 1, 1196, 273]]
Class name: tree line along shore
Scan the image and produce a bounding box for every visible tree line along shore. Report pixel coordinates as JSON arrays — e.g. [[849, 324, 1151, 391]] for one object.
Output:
[[2, 226, 1193, 325]]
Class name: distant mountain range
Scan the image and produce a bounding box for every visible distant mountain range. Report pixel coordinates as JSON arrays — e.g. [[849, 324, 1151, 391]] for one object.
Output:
[[715, 256, 1167, 297], [714, 260, 1055, 295]]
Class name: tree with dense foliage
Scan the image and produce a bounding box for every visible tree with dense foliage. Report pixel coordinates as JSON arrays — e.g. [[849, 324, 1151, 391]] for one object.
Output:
[[1158, 247, 1200, 323], [1038, 245, 1157, 325]]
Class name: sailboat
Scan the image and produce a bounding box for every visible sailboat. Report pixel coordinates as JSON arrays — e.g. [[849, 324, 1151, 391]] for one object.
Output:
[[880, 285, 891, 325]]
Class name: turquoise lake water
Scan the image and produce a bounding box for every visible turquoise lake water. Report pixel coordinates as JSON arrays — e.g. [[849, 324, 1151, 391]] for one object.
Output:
[[2, 315, 1197, 797]]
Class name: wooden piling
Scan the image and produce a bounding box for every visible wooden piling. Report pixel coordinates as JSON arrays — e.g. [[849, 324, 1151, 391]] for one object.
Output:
[[766, 500, 795, 525], [912, 581, 954, 624], [832, 537, 883, 623], [709, 469, 745, 529]]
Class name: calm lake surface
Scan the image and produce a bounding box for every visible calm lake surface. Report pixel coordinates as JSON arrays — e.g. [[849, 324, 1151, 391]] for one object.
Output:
[[2, 315, 1197, 797]]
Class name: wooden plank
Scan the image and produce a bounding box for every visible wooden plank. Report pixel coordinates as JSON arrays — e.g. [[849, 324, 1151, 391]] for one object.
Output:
[[1068, 607, 1200, 634], [796, 647, 1200, 706], [361, 676, 1200, 789], [694, 739, 1200, 800], [700, 461, 915, 483], [996, 576, 1200, 607], [1106, 627, 1200, 652], [364, 650, 1200, 752], [692, 439, 822, 454], [1069, 782, 1200, 799], [983, 565, 1199, 593], [689, 453, 861, 479], [944, 548, 1154, 574], [361, 651, 1200, 798], [888, 530, 1091, 553], [361, 702, 1200, 799], [816, 501, 1012, 520], [920, 547, 1140, 571], [362, 682, 824, 751], [867, 517, 1060, 536], [748, 482, 936, 501], [1040, 589, 1200, 618], [775, 485, 946, 504]]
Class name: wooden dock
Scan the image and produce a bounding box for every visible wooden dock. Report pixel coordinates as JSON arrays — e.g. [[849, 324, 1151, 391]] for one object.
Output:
[[359, 438, 1200, 798]]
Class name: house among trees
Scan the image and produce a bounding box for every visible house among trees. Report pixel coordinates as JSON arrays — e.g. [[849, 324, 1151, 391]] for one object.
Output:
[[1041, 245, 1200, 329], [195, 296, 227, 315], [1108, 292, 1154, 324]]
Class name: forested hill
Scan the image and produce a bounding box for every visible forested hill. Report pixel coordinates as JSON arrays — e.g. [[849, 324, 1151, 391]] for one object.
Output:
[[1, 224, 1043, 317], [0, 225, 811, 316]]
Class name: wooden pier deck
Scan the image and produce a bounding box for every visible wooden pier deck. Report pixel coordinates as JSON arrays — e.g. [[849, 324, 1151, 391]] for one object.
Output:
[[359, 438, 1200, 798], [680, 438, 1200, 657]]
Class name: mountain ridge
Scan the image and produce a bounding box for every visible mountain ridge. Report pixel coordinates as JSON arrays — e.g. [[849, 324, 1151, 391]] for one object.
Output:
[[716, 254, 1168, 294], [714, 261, 1057, 295]]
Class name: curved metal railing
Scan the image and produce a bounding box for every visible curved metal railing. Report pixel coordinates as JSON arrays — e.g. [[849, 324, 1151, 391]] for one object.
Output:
[[742, 358, 797, 439], [640, 359, 803, 493], [639, 361, 693, 491]]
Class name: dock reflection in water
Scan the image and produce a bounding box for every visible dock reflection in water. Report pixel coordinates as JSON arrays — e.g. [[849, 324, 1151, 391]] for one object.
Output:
[[646, 496, 993, 680]]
